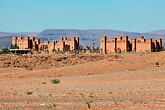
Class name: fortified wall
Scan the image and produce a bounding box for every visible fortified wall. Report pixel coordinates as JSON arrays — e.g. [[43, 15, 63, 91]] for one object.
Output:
[[12, 36, 40, 50], [100, 36, 162, 53], [12, 36, 79, 53]]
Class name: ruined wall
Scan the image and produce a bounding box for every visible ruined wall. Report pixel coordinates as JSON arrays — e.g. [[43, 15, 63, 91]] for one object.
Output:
[[116, 36, 128, 52], [157, 39, 162, 51], [59, 37, 79, 50], [48, 41, 56, 53], [15, 37, 29, 49], [100, 35, 162, 53], [12, 36, 40, 50], [100, 36, 107, 53], [152, 40, 158, 51], [44, 41, 49, 45], [106, 38, 116, 52], [35, 39, 40, 45], [55, 42, 65, 51], [70, 37, 76, 50], [136, 38, 152, 52], [12, 36, 17, 45], [128, 38, 136, 51], [12, 36, 80, 53], [75, 37, 79, 49]]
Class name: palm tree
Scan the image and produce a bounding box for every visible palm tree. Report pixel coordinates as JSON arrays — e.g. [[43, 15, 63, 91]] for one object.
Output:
[[86, 46, 90, 50], [92, 42, 95, 51]]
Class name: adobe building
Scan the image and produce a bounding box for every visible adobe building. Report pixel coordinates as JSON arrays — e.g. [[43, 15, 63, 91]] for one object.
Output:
[[136, 36, 162, 52], [100, 36, 162, 53], [47, 37, 79, 53], [12, 36, 40, 51], [12, 36, 79, 53]]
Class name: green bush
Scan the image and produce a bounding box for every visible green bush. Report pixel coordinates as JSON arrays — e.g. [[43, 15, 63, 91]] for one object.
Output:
[[10, 43, 19, 49], [47, 50, 49, 54], [51, 79, 60, 84], [26, 91, 33, 95], [43, 45, 48, 49], [37, 51, 41, 54], [2, 48, 10, 54], [0, 51, 3, 55]]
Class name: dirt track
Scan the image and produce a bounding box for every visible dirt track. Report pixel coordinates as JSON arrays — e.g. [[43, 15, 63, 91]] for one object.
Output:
[[0, 52, 165, 110]]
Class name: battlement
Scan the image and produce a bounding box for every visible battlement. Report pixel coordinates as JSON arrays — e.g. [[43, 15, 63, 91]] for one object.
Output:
[[35, 39, 40, 44], [44, 41, 49, 45], [12, 36, 37, 50], [12, 36, 80, 53], [100, 36, 162, 53], [17, 37, 23, 40], [107, 38, 116, 42], [138, 36, 144, 40]]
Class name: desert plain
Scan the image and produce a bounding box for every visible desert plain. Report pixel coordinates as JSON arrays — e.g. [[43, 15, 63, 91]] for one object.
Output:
[[0, 52, 165, 110]]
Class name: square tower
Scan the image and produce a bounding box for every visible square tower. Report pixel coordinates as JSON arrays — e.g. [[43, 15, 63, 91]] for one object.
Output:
[[100, 36, 107, 53]]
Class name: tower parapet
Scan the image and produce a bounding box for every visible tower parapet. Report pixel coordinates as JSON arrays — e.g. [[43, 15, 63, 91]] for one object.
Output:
[[100, 35, 162, 53]]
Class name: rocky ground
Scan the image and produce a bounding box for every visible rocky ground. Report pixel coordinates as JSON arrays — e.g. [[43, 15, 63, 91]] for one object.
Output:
[[0, 54, 119, 70], [0, 52, 165, 110]]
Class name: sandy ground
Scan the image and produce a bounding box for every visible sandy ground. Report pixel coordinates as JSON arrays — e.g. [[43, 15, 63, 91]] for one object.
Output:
[[0, 52, 165, 110]]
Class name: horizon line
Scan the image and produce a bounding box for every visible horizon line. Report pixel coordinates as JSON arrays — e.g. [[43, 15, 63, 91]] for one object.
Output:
[[0, 29, 165, 34]]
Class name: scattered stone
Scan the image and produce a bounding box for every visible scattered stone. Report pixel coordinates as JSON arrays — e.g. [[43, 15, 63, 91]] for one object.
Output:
[[155, 62, 159, 67]]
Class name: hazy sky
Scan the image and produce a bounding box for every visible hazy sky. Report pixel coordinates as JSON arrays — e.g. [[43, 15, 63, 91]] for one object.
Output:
[[0, 0, 165, 32]]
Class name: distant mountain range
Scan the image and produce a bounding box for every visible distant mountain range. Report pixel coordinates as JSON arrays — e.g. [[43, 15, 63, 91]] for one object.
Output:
[[0, 29, 165, 49]]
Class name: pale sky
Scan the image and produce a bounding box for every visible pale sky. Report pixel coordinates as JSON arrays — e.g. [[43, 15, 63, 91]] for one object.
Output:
[[0, 0, 165, 32]]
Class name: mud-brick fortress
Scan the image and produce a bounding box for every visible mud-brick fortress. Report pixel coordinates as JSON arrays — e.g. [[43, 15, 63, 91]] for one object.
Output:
[[100, 36, 162, 53], [12, 36, 79, 52]]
